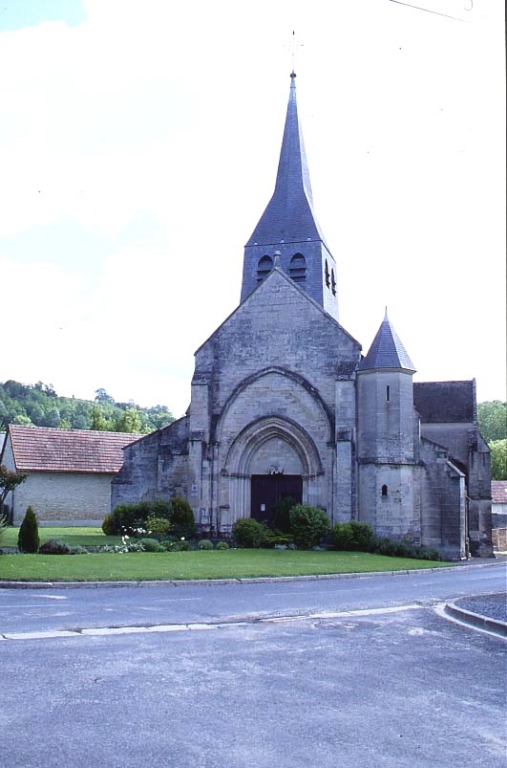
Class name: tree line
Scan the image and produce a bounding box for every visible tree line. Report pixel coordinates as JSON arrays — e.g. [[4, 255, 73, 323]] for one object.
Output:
[[0, 381, 175, 435], [477, 401, 506, 481], [0, 381, 504, 479]]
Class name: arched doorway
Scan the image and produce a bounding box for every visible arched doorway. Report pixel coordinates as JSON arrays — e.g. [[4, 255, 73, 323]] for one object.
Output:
[[251, 473, 302, 526], [223, 416, 323, 523]]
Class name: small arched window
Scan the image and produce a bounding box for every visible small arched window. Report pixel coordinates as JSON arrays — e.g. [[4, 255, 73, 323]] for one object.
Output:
[[289, 253, 307, 283], [381, 484, 388, 497], [331, 268, 337, 296], [257, 255, 273, 283]]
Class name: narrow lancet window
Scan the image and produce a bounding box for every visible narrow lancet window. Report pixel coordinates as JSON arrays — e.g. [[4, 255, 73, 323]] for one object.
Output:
[[289, 253, 307, 283], [381, 484, 388, 497], [331, 269, 336, 296], [257, 255, 273, 282], [325, 260, 330, 287]]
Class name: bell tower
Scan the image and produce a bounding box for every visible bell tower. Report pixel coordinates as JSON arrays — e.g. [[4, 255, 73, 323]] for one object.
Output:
[[241, 73, 339, 320]]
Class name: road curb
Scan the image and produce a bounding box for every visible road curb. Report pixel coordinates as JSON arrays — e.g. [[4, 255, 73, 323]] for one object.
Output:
[[444, 602, 507, 639]]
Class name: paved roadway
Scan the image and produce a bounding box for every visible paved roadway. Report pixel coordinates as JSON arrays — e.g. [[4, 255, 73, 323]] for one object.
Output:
[[1, 563, 506, 768]]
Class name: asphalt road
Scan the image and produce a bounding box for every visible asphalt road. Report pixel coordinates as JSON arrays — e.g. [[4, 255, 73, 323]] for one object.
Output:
[[1, 563, 506, 768]]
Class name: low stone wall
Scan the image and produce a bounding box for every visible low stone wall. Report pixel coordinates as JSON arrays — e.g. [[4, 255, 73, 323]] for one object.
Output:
[[492, 527, 507, 552]]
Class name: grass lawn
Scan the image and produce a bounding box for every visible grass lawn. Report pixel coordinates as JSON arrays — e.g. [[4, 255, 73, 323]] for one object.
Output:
[[0, 526, 451, 581], [1, 526, 121, 548]]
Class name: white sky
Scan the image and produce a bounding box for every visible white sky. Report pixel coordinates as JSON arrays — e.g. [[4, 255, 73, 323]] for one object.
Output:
[[0, 0, 505, 417]]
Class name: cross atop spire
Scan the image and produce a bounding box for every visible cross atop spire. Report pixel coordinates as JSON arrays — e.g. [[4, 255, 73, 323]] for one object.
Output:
[[285, 30, 303, 76]]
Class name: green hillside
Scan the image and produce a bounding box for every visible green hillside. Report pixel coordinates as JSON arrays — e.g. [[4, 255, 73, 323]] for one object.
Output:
[[0, 381, 174, 435]]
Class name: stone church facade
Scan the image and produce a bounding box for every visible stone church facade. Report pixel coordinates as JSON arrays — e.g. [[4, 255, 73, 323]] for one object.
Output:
[[112, 74, 492, 559]]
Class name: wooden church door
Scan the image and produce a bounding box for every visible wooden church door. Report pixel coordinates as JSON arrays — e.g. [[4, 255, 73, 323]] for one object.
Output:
[[250, 475, 302, 526]]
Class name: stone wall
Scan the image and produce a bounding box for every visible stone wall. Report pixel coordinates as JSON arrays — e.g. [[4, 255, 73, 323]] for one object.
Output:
[[112, 418, 189, 509], [10, 471, 114, 524], [419, 438, 466, 560]]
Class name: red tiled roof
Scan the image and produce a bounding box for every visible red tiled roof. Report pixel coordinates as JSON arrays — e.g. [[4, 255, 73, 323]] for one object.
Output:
[[491, 481, 507, 504], [5, 425, 143, 474]]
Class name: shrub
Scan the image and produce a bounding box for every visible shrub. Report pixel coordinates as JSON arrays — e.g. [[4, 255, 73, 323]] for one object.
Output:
[[170, 496, 195, 539], [39, 539, 71, 555], [0, 511, 8, 543], [270, 497, 298, 533], [198, 539, 214, 550], [138, 537, 163, 553], [369, 536, 441, 561], [333, 521, 374, 551], [69, 545, 89, 555], [233, 517, 268, 548], [262, 529, 294, 548], [289, 504, 329, 550], [18, 506, 40, 553], [216, 540, 229, 550], [171, 539, 190, 552], [146, 517, 172, 540], [110, 498, 191, 537], [102, 514, 115, 536]]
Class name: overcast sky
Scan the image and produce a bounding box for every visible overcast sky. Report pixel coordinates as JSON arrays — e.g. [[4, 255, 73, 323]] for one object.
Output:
[[0, 0, 504, 417]]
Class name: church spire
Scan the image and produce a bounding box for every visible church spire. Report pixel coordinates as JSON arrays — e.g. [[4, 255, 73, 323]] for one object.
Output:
[[241, 74, 339, 320], [245, 72, 325, 248]]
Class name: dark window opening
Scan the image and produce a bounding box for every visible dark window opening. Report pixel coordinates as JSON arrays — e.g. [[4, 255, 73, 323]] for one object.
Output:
[[257, 255, 273, 282], [325, 260, 330, 287], [381, 484, 388, 497], [331, 268, 336, 296], [386, 385, 390, 402], [289, 253, 307, 283]]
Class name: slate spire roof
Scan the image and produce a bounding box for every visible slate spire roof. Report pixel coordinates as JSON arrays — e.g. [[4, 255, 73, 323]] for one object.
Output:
[[359, 310, 416, 372], [246, 73, 327, 247]]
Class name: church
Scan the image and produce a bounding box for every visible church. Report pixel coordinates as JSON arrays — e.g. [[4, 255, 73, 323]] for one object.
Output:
[[112, 73, 492, 560]]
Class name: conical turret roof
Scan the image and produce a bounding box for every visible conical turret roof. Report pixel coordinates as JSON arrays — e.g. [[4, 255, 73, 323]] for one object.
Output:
[[246, 73, 327, 247], [359, 311, 416, 372]]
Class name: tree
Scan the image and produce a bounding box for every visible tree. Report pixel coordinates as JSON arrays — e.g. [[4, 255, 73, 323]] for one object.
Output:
[[95, 388, 116, 405], [145, 405, 175, 431], [477, 401, 507, 442], [115, 407, 142, 433], [0, 464, 28, 521], [44, 407, 61, 427], [18, 506, 40, 553], [489, 440, 507, 481], [90, 404, 112, 431]]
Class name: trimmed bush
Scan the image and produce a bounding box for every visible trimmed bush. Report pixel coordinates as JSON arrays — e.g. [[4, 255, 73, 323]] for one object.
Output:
[[233, 518, 268, 548], [289, 504, 329, 550], [171, 539, 190, 552], [110, 498, 193, 538], [18, 506, 40, 553], [333, 521, 374, 552], [367, 536, 441, 561], [39, 539, 71, 555], [138, 537, 163, 553], [216, 540, 229, 550], [146, 517, 172, 540], [101, 514, 115, 536], [170, 496, 195, 539], [198, 539, 214, 550], [262, 529, 294, 548]]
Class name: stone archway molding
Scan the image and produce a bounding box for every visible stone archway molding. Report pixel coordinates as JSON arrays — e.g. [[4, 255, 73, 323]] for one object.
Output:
[[224, 414, 323, 479], [214, 366, 334, 445]]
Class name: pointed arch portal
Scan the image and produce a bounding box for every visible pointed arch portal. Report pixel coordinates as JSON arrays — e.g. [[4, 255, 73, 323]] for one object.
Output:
[[223, 416, 323, 523]]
